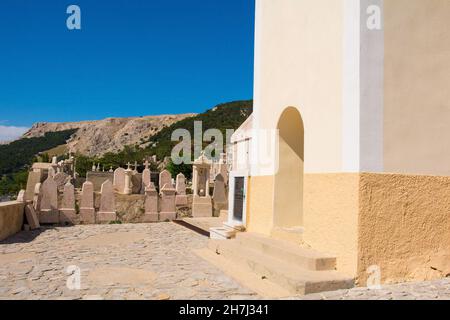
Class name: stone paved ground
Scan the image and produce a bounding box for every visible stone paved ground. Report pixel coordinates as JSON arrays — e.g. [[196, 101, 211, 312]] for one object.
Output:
[[0, 223, 257, 300], [1, 222, 449, 300]]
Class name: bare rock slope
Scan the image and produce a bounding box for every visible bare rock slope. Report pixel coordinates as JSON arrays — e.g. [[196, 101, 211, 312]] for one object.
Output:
[[23, 114, 195, 157]]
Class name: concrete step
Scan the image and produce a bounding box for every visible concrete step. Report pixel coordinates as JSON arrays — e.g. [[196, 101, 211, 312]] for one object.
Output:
[[208, 238, 354, 295], [235, 232, 336, 271]]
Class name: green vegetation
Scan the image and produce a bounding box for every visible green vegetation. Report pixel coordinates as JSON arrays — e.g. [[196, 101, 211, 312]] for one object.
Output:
[[0, 129, 77, 197], [75, 100, 252, 177], [0, 129, 77, 176], [0, 100, 253, 194]]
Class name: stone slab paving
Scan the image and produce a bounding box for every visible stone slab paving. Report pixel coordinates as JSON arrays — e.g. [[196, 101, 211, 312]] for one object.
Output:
[[296, 278, 450, 300], [0, 223, 258, 300], [1, 222, 449, 300]]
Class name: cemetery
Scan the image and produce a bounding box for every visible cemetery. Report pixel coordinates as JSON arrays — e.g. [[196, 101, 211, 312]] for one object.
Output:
[[2, 0, 450, 301], [6, 152, 230, 229]]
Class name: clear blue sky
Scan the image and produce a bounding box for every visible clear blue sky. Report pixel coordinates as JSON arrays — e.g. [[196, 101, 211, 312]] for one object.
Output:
[[0, 0, 255, 135]]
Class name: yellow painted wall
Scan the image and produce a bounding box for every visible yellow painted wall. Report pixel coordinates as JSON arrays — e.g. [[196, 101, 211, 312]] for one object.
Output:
[[358, 173, 450, 285], [303, 174, 360, 278], [246, 176, 274, 236]]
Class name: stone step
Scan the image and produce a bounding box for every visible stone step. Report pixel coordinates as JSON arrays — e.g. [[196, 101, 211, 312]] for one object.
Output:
[[235, 232, 336, 271], [208, 238, 354, 295]]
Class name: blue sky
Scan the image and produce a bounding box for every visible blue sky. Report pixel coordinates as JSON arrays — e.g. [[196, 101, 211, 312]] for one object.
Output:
[[0, 0, 255, 140]]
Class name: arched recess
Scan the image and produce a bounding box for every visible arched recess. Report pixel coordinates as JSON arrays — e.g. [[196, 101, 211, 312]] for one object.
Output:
[[273, 106, 304, 230]]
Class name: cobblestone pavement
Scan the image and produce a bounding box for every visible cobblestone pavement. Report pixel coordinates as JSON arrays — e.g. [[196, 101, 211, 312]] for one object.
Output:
[[1, 222, 449, 300], [297, 278, 450, 300], [0, 223, 258, 300]]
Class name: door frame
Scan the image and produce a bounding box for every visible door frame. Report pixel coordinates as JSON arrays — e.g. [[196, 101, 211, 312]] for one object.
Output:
[[227, 170, 249, 227]]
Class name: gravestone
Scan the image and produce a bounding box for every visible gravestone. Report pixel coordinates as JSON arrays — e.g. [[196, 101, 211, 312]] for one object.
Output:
[[142, 168, 151, 194], [175, 173, 188, 207], [33, 183, 42, 212], [159, 170, 172, 191], [97, 180, 117, 223], [60, 181, 78, 225], [39, 176, 59, 224], [113, 168, 126, 194], [54, 172, 70, 192], [25, 170, 44, 201], [192, 154, 213, 217], [212, 174, 228, 216], [25, 204, 40, 230], [80, 181, 95, 224], [17, 190, 26, 203], [160, 184, 177, 221], [131, 173, 142, 194], [143, 182, 158, 222]]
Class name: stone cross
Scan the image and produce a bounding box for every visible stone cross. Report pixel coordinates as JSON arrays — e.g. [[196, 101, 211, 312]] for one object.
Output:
[[126, 162, 132, 170], [143, 159, 150, 170]]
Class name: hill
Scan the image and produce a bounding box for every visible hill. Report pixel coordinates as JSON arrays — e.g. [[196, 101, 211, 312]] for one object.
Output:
[[0, 100, 253, 195], [23, 114, 196, 157]]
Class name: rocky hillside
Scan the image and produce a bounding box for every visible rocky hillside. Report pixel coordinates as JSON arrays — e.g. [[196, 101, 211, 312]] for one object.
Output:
[[23, 114, 196, 157]]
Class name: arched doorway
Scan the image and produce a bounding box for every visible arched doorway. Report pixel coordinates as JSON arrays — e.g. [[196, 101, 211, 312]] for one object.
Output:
[[273, 107, 304, 232]]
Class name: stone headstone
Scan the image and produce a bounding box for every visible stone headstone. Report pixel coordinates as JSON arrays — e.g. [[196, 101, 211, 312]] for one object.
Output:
[[33, 183, 42, 212], [143, 182, 158, 222], [160, 184, 177, 221], [131, 173, 142, 194], [175, 173, 188, 207], [17, 190, 26, 203], [25, 171, 43, 201], [212, 174, 228, 216], [142, 168, 151, 194], [39, 176, 59, 224], [60, 181, 78, 225], [25, 204, 40, 230], [54, 172, 70, 192], [80, 181, 95, 224], [113, 168, 126, 194], [97, 180, 116, 223], [159, 170, 172, 191]]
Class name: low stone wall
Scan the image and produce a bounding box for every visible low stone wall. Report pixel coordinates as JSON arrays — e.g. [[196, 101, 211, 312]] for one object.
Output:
[[0, 201, 25, 241]]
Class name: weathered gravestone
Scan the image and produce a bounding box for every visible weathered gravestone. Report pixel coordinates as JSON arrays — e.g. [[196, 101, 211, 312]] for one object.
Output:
[[54, 172, 70, 192], [212, 173, 228, 216], [33, 183, 42, 212], [159, 170, 172, 191], [25, 204, 40, 230], [131, 173, 142, 194], [25, 170, 44, 201], [80, 181, 95, 224], [113, 168, 126, 194], [17, 190, 26, 203], [60, 181, 78, 225], [142, 167, 151, 194], [39, 176, 59, 224], [143, 182, 158, 222], [160, 184, 177, 221], [175, 173, 188, 207], [97, 180, 117, 223]]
